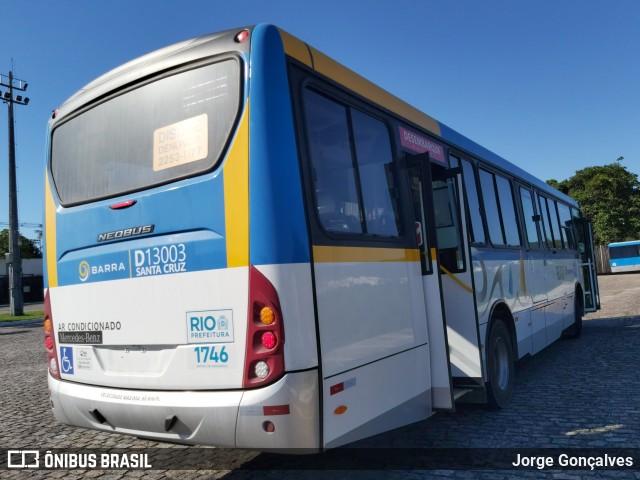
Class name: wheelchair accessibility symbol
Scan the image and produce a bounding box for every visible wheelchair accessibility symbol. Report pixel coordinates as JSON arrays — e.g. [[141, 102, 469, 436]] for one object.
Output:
[[60, 346, 74, 375]]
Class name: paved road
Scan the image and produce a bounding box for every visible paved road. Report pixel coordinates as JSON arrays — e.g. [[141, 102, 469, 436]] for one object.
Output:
[[0, 302, 44, 315], [1, 274, 639, 479]]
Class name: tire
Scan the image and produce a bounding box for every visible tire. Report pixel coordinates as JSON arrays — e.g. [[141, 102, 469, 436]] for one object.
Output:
[[563, 293, 583, 339], [486, 318, 515, 409]]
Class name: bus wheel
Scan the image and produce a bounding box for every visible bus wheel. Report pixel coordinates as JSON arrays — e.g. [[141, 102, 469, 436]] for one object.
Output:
[[563, 293, 583, 339], [486, 318, 514, 409]]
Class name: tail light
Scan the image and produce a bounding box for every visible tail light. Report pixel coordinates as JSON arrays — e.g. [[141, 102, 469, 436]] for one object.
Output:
[[234, 29, 250, 43], [243, 266, 285, 388], [43, 290, 60, 379]]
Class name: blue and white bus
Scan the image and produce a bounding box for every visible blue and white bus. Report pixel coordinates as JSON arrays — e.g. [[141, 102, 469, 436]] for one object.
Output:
[[43, 25, 600, 451], [609, 240, 640, 273]]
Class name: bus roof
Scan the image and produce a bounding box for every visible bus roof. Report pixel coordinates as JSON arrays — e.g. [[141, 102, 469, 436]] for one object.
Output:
[[277, 25, 578, 209], [52, 27, 249, 125], [608, 240, 640, 247]]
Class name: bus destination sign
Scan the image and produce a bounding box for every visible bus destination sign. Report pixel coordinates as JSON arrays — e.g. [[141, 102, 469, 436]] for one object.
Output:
[[399, 126, 447, 164]]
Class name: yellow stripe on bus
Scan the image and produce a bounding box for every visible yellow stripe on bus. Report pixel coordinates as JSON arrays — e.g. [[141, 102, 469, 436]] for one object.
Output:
[[278, 28, 441, 143], [224, 103, 250, 268], [308, 46, 441, 137], [313, 246, 420, 263], [439, 264, 473, 294], [278, 28, 312, 67], [44, 175, 58, 288]]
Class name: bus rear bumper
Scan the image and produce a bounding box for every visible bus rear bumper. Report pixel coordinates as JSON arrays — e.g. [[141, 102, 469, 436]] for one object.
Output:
[[48, 369, 319, 450]]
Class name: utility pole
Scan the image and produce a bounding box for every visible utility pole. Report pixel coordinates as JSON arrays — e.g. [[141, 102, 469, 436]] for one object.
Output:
[[1, 71, 29, 315]]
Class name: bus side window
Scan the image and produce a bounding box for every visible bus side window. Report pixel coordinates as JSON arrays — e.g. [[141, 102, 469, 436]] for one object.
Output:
[[571, 207, 586, 254], [302, 88, 400, 237], [433, 165, 465, 273], [351, 109, 400, 237], [495, 175, 521, 247], [519, 187, 542, 249], [537, 194, 555, 249], [479, 169, 521, 247], [303, 89, 363, 234], [557, 202, 575, 250], [539, 195, 563, 249], [460, 158, 485, 244], [479, 169, 505, 246], [549, 199, 565, 249]]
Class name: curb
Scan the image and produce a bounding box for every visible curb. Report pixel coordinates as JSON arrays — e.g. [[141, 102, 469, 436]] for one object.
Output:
[[0, 318, 44, 328]]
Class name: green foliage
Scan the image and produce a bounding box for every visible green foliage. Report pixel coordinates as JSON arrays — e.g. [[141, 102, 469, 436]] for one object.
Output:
[[546, 179, 561, 190], [0, 229, 42, 259], [0, 310, 44, 322], [548, 163, 640, 245]]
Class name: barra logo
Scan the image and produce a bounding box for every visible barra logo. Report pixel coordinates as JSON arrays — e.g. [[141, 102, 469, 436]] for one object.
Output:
[[78, 260, 126, 282], [79, 261, 90, 282]]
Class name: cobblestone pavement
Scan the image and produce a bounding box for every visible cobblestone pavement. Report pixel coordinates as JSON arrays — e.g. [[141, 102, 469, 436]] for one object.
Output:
[[1, 274, 639, 479]]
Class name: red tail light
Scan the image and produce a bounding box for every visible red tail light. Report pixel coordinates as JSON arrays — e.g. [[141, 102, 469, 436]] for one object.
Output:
[[235, 29, 250, 43], [261, 331, 277, 350], [243, 266, 285, 388], [43, 290, 60, 379]]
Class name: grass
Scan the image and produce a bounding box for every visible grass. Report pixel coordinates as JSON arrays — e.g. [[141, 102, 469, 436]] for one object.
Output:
[[0, 310, 44, 323]]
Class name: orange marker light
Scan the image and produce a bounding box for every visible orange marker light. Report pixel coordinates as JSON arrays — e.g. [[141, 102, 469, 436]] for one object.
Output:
[[334, 405, 348, 415], [259, 306, 275, 325]]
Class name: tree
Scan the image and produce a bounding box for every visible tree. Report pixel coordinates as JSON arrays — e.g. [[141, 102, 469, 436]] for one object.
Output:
[[0, 229, 42, 259], [546, 179, 561, 190], [547, 163, 640, 245]]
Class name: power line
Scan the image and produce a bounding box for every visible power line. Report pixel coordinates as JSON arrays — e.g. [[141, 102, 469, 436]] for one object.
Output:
[[0, 222, 43, 229]]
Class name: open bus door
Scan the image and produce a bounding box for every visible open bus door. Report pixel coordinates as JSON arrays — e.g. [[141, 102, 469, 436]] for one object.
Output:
[[432, 158, 485, 403], [406, 154, 455, 411], [575, 218, 600, 312]]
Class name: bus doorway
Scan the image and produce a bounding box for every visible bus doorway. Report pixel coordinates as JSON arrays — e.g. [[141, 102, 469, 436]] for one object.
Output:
[[575, 218, 600, 312], [431, 161, 484, 398], [406, 154, 485, 410], [406, 158, 453, 410]]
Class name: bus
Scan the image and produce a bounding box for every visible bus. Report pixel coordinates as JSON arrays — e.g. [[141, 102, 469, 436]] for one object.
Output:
[[43, 24, 600, 451], [609, 240, 640, 273]]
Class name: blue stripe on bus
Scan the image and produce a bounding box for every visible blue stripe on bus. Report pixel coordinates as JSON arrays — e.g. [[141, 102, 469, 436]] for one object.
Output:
[[248, 24, 310, 265], [608, 241, 640, 247], [610, 257, 640, 267], [56, 229, 227, 286], [54, 172, 228, 286], [438, 123, 578, 208]]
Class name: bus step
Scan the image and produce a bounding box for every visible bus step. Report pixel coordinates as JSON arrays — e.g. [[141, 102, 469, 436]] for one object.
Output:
[[453, 388, 473, 401], [453, 386, 488, 404]]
